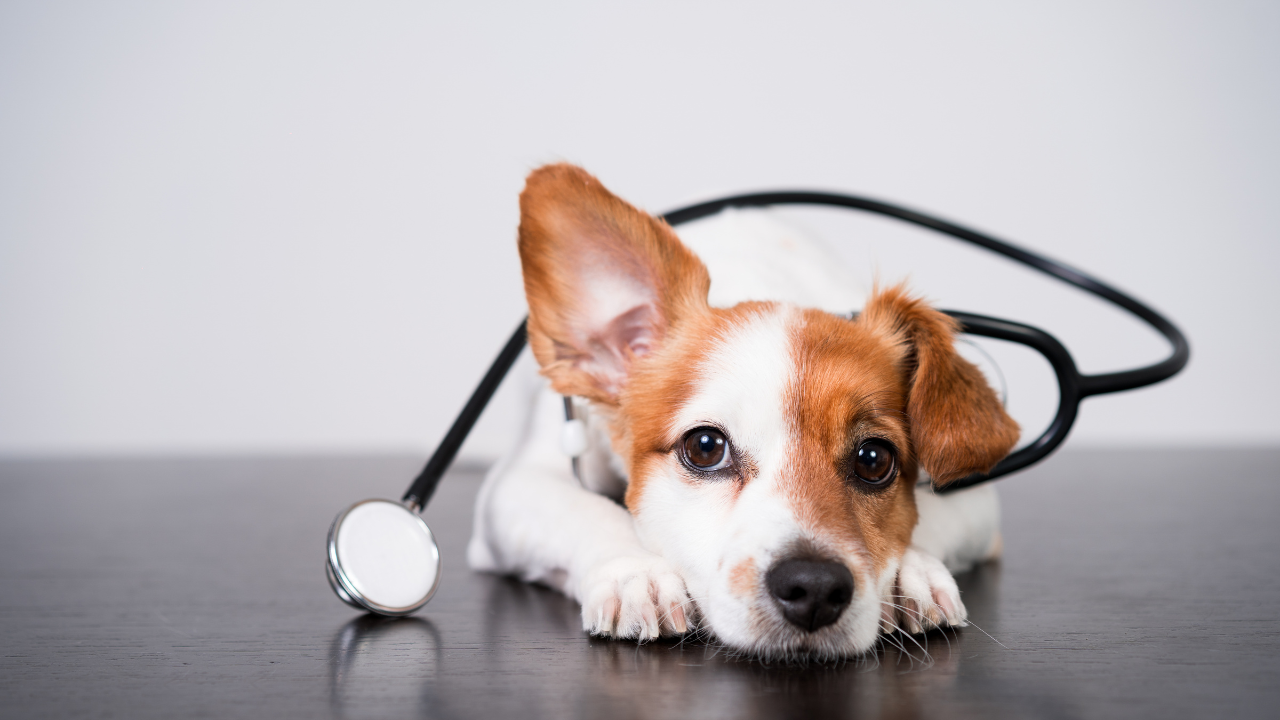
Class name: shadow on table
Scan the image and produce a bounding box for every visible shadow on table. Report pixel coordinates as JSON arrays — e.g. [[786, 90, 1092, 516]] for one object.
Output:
[[325, 561, 1077, 719], [327, 614, 451, 719]]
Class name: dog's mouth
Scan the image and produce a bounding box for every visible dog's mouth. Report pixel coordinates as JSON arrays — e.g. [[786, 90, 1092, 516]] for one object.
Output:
[[693, 606, 883, 663], [689, 564, 886, 662]]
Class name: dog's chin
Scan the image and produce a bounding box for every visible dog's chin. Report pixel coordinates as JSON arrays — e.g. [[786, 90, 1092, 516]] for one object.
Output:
[[706, 622, 883, 664], [696, 592, 885, 662]]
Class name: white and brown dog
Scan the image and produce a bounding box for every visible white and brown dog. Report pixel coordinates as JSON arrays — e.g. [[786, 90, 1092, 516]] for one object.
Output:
[[468, 164, 1019, 660]]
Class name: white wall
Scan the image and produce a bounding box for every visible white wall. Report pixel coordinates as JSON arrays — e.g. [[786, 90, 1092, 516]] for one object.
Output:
[[2, 1, 1276, 461]]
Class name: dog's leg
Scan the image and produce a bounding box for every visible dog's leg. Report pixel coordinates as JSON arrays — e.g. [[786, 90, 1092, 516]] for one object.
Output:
[[468, 386, 690, 641], [881, 484, 1001, 634], [911, 482, 1002, 572]]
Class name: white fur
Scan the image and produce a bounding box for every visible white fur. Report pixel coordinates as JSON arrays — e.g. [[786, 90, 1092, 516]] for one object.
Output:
[[892, 548, 969, 634], [912, 482, 1003, 573], [677, 208, 867, 312], [630, 306, 808, 648], [468, 209, 1000, 656]]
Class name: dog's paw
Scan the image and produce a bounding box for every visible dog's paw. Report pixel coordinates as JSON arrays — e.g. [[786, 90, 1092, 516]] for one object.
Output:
[[882, 548, 968, 635], [579, 555, 691, 641]]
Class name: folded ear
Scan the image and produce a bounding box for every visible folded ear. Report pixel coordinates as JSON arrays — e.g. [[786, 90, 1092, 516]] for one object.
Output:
[[860, 285, 1020, 487], [517, 163, 711, 405]]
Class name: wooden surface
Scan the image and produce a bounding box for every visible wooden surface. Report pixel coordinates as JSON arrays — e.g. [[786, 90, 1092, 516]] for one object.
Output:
[[1, 448, 1278, 719]]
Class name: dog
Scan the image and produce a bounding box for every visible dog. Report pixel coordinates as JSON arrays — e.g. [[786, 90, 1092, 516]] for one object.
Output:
[[467, 163, 1019, 659]]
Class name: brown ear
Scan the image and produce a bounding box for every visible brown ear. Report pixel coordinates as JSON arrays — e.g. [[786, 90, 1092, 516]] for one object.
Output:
[[860, 285, 1020, 486], [517, 163, 711, 404]]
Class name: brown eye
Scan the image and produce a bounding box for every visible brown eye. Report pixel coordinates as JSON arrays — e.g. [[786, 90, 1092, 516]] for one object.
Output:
[[682, 428, 730, 471], [853, 440, 897, 486]]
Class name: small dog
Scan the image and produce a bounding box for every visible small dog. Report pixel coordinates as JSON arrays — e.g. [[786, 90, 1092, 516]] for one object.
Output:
[[468, 164, 1018, 659]]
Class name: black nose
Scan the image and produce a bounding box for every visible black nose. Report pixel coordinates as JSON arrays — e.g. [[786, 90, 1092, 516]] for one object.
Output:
[[765, 558, 855, 632]]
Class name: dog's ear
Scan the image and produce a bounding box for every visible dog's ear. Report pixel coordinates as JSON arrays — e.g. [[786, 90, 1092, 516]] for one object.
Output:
[[517, 163, 711, 404], [860, 285, 1020, 487]]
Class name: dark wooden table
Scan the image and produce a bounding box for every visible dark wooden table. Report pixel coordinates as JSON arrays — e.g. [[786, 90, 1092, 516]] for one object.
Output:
[[2, 448, 1278, 719]]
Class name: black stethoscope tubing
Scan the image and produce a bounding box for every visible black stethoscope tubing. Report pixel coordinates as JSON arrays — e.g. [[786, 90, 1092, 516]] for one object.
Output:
[[402, 190, 1190, 507]]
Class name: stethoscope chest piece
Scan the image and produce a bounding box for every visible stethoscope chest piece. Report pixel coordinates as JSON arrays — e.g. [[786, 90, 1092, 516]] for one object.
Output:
[[326, 499, 441, 616]]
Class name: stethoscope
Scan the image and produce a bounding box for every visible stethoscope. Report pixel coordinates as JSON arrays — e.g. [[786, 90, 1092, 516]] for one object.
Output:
[[325, 190, 1190, 617]]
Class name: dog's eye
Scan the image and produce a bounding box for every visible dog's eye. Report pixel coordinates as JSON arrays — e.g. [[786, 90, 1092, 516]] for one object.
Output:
[[852, 440, 897, 486], [681, 428, 730, 471]]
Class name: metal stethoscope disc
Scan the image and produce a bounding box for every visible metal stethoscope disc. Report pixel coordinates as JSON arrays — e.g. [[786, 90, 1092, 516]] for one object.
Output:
[[326, 499, 441, 616]]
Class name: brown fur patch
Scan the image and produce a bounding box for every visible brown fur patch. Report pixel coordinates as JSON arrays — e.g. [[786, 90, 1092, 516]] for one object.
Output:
[[728, 557, 758, 598], [517, 163, 710, 405], [777, 286, 1019, 572], [782, 308, 920, 574], [860, 285, 1020, 485], [620, 302, 777, 508]]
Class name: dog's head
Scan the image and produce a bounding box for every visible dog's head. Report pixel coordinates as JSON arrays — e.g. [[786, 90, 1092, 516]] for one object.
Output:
[[518, 164, 1018, 657]]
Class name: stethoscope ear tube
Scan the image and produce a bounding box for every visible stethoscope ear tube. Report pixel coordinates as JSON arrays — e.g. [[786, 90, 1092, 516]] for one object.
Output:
[[661, 191, 1190, 392], [401, 320, 529, 510], [936, 311, 1082, 492], [661, 191, 1189, 489]]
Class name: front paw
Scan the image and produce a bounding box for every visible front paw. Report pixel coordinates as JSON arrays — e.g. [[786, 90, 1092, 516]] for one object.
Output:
[[580, 555, 690, 641], [882, 548, 968, 635]]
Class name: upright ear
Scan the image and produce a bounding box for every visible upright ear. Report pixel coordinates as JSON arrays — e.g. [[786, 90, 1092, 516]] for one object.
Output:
[[517, 163, 711, 405], [861, 285, 1020, 487]]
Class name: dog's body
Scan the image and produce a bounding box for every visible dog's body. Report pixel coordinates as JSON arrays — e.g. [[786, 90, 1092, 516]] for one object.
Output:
[[468, 165, 1016, 659]]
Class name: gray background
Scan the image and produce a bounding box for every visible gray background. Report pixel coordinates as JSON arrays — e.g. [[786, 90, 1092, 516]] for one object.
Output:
[[2, 1, 1276, 460]]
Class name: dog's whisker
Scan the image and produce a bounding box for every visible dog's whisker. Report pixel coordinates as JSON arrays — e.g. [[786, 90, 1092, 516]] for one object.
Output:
[[884, 594, 956, 633], [878, 610, 934, 663], [881, 629, 930, 669], [961, 617, 1008, 650], [879, 629, 909, 656]]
